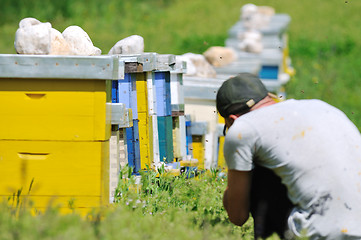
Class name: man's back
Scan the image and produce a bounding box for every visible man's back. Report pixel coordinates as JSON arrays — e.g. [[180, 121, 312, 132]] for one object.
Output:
[[224, 99, 361, 239]]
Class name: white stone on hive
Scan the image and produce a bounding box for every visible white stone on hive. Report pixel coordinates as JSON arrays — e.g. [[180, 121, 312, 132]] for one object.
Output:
[[241, 4, 274, 30], [203, 46, 236, 67], [177, 53, 216, 78], [14, 17, 52, 54], [108, 35, 144, 55], [62, 26, 101, 56], [49, 28, 71, 55], [238, 30, 263, 53]]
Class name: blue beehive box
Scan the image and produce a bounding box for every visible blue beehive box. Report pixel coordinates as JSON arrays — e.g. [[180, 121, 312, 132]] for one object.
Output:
[[125, 120, 141, 173], [154, 72, 171, 117], [259, 65, 279, 79], [114, 73, 141, 173], [185, 115, 193, 156]]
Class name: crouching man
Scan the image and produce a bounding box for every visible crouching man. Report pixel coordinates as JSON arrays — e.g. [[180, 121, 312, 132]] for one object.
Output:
[[216, 73, 361, 239]]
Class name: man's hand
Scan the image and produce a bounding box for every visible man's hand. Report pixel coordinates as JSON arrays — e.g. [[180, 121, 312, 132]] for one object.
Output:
[[223, 169, 251, 226]]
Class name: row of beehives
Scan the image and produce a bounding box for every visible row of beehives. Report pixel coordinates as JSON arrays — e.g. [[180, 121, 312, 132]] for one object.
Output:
[[0, 50, 279, 210], [0, 5, 295, 212], [7, 17, 217, 205], [0, 52, 200, 213], [1, 16, 219, 213], [181, 4, 296, 180], [224, 3, 296, 86]]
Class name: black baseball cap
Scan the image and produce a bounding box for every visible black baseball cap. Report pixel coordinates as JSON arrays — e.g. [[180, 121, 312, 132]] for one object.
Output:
[[216, 73, 268, 118]]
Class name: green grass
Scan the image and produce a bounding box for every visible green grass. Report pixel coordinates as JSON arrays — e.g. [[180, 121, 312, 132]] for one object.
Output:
[[1, 167, 256, 240], [0, 0, 360, 238]]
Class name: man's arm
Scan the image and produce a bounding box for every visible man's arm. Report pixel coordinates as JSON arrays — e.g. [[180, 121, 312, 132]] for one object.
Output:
[[223, 169, 251, 226]]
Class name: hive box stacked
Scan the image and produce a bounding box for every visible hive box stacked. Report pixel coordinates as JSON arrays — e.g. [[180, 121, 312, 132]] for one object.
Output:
[[0, 54, 122, 214], [223, 11, 293, 96], [154, 55, 174, 164], [113, 53, 157, 173]]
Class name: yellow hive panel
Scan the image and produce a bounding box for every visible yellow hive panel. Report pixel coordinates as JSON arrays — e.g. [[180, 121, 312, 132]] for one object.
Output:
[[217, 136, 226, 169], [0, 140, 109, 202], [136, 73, 147, 113], [138, 112, 151, 170], [217, 112, 225, 124], [136, 74, 152, 170], [192, 136, 205, 170], [0, 78, 111, 141]]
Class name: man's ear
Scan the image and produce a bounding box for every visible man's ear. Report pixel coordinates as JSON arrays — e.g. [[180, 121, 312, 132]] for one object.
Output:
[[229, 114, 239, 121]]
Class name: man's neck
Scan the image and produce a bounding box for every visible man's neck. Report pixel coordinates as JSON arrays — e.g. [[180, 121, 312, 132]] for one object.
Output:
[[251, 95, 277, 111]]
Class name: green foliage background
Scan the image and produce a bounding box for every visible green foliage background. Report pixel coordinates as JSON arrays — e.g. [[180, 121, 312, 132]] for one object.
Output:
[[0, 0, 360, 239]]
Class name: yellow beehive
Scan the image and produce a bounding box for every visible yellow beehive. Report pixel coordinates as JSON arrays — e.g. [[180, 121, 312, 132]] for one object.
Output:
[[0, 140, 110, 213], [136, 73, 152, 170], [0, 79, 111, 141], [0, 54, 122, 215], [217, 113, 227, 169], [192, 135, 205, 170], [282, 34, 296, 77]]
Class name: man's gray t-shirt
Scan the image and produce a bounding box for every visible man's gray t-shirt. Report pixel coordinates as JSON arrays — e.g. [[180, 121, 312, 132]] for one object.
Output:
[[224, 99, 361, 239]]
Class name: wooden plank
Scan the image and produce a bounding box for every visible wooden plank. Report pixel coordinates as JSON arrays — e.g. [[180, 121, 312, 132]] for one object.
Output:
[[125, 121, 141, 173], [109, 129, 120, 203], [179, 115, 187, 160], [138, 112, 150, 170], [157, 116, 173, 163], [149, 115, 160, 166], [125, 62, 144, 73], [154, 72, 171, 117]]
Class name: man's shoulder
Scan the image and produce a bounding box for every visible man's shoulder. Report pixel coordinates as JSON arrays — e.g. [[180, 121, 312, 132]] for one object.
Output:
[[278, 98, 325, 106], [270, 99, 333, 112]]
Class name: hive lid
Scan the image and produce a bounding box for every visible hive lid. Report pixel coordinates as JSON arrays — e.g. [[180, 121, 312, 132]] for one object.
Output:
[[0, 54, 124, 80]]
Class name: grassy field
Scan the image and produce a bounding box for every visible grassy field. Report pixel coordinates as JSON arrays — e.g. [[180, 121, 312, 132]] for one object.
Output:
[[0, 0, 360, 239], [2, 168, 256, 240]]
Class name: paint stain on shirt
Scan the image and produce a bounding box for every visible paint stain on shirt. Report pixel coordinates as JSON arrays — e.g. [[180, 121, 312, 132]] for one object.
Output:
[[292, 130, 305, 140], [274, 117, 285, 124], [292, 127, 312, 140], [237, 133, 242, 140]]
